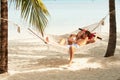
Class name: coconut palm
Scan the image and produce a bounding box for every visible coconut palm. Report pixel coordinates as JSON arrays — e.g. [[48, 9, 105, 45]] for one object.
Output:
[[104, 0, 116, 57], [11, 0, 49, 36], [0, 0, 49, 73], [0, 0, 8, 74]]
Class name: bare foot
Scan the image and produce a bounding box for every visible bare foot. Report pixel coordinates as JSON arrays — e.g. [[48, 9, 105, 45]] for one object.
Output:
[[68, 61, 73, 66]]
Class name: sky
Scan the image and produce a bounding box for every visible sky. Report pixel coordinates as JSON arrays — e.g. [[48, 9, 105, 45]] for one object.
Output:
[[8, 0, 120, 40]]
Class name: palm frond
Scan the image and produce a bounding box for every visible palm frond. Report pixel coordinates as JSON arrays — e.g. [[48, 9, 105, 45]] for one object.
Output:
[[10, 0, 49, 36]]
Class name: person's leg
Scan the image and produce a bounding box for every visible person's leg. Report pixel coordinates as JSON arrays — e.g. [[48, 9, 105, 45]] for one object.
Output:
[[59, 38, 66, 45], [69, 45, 75, 65]]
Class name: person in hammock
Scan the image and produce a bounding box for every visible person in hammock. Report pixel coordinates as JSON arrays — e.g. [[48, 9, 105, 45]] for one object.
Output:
[[68, 31, 89, 65], [68, 29, 102, 65]]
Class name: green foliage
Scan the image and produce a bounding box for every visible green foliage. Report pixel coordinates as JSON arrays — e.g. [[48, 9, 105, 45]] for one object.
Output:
[[10, 0, 49, 36]]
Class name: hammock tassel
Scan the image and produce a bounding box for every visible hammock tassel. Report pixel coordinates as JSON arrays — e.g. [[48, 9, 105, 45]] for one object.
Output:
[[17, 26, 20, 33], [101, 20, 104, 26]]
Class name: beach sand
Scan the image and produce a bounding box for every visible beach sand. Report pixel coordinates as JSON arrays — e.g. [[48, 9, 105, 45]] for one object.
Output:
[[0, 33, 120, 80]]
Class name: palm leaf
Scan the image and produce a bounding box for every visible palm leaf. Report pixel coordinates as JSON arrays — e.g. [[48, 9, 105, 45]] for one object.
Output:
[[10, 0, 49, 36]]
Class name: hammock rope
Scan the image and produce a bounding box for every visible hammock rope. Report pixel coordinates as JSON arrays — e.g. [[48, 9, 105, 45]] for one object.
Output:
[[0, 14, 108, 48], [0, 10, 115, 46], [28, 28, 47, 44]]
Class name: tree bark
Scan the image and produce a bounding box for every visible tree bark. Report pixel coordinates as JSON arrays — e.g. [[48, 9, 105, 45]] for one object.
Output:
[[0, 0, 8, 73], [104, 0, 116, 57]]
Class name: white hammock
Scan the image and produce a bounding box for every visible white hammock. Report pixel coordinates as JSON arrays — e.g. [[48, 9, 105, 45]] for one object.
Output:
[[0, 15, 105, 54]]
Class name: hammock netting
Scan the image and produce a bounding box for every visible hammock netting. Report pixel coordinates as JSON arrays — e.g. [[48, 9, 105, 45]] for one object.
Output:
[[44, 19, 105, 54], [3, 16, 105, 54]]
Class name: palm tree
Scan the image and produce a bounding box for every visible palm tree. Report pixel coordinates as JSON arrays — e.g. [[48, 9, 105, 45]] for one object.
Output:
[[0, 0, 8, 74], [104, 0, 116, 57], [11, 0, 49, 36], [0, 0, 49, 73]]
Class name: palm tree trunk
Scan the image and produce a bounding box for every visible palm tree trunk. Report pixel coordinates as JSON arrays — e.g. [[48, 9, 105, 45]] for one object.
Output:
[[104, 0, 116, 57], [0, 0, 8, 73]]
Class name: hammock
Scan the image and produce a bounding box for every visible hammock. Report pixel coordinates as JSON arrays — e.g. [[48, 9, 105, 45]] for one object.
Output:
[[0, 13, 110, 53], [25, 17, 104, 54]]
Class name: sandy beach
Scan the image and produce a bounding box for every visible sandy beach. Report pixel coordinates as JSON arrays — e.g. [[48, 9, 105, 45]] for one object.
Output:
[[0, 33, 120, 80]]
